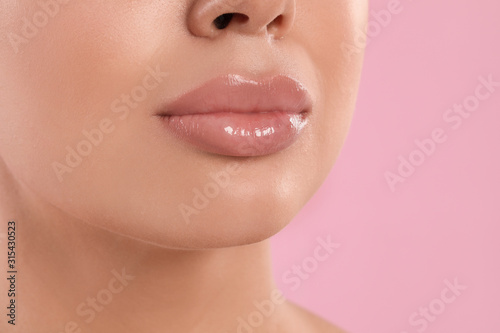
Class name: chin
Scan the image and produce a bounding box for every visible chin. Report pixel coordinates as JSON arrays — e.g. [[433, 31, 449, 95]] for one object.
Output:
[[77, 181, 307, 250]]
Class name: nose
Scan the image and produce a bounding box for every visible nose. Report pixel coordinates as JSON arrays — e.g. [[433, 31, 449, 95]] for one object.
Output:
[[187, 0, 296, 39]]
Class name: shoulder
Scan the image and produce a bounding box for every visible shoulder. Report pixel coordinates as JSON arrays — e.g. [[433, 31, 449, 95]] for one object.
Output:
[[282, 301, 348, 333]]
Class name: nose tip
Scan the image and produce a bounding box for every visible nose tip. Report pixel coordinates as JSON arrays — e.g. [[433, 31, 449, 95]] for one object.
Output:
[[187, 0, 296, 39]]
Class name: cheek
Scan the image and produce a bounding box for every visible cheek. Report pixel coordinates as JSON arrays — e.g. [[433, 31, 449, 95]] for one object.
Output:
[[0, 2, 173, 185], [0, 2, 208, 245], [295, 0, 368, 167]]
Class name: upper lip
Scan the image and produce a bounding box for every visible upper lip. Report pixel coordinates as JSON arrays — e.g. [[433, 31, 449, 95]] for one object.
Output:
[[156, 74, 312, 116]]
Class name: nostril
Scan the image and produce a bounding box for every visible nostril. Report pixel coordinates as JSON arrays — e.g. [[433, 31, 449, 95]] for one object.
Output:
[[271, 15, 284, 27], [189, 2, 295, 38], [213, 13, 249, 30], [213, 13, 234, 29]]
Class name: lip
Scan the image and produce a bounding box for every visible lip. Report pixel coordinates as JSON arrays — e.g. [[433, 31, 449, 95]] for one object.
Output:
[[156, 74, 312, 157]]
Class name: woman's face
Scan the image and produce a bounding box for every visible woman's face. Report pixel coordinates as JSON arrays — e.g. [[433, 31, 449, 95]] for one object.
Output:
[[0, 0, 367, 248]]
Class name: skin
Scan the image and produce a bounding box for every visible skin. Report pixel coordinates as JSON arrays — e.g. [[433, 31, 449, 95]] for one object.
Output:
[[0, 0, 367, 332]]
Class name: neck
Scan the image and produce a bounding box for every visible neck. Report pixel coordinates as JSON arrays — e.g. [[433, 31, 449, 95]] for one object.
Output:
[[0, 160, 285, 333]]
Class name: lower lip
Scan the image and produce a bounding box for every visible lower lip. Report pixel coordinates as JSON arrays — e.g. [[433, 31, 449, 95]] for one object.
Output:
[[160, 111, 308, 157]]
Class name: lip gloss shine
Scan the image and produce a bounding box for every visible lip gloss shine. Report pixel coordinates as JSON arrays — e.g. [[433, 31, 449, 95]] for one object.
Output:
[[157, 74, 312, 156]]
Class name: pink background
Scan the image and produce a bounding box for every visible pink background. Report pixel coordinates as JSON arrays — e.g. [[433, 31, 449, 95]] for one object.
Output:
[[271, 0, 500, 332]]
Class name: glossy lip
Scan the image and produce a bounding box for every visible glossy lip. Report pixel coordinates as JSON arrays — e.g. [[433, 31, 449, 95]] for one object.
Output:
[[156, 74, 313, 157]]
